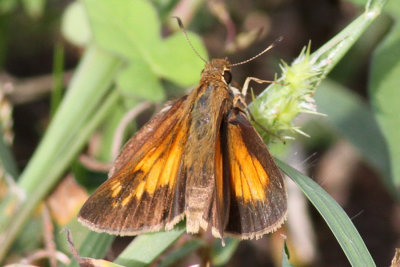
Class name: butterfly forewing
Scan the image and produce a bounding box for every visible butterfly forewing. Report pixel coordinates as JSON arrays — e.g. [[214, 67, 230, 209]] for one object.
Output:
[[78, 97, 191, 235]]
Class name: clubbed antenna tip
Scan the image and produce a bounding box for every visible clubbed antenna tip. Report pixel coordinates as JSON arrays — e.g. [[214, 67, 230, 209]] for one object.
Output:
[[172, 16, 208, 64], [229, 36, 284, 67]]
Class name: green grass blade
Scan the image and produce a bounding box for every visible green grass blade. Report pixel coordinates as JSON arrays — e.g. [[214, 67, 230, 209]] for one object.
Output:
[[159, 239, 204, 267], [315, 79, 392, 190], [50, 42, 65, 118], [281, 241, 294, 267], [369, 7, 400, 188], [276, 159, 376, 267], [0, 45, 122, 260], [0, 90, 120, 262], [67, 231, 115, 267], [114, 221, 185, 267], [211, 237, 240, 266], [0, 123, 18, 178], [250, 0, 388, 144], [309, 0, 387, 81]]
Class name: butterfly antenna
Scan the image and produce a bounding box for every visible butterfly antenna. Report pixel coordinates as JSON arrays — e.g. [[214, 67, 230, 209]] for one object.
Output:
[[229, 36, 283, 67], [173, 16, 208, 64]]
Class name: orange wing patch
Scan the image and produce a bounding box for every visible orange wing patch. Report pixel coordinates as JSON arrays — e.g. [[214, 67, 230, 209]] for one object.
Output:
[[111, 120, 189, 205], [110, 181, 122, 197], [215, 131, 224, 202], [224, 109, 287, 238], [227, 123, 270, 202]]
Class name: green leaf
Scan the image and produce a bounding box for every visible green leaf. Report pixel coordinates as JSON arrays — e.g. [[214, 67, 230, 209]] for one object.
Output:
[[0, 0, 17, 14], [315, 79, 393, 190], [369, 16, 400, 189], [114, 221, 186, 267], [21, 0, 45, 18], [84, 0, 160, 59], [116, 59, 165, 101], [152, 31, 207, 86], [83, 0, 206, 101], [61, 1, 92, 46], [276, 159, 376, 267], [150, 0, 180, 21]]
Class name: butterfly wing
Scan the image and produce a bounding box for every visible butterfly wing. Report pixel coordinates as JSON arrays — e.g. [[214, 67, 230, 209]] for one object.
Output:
[[78, 96, 190, 235], [223, 108, 287, 239]]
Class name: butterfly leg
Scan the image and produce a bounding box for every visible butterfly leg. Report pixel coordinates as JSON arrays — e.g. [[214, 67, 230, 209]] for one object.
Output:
[[231, 93, 285, 143], [241, 77, 275, 97]]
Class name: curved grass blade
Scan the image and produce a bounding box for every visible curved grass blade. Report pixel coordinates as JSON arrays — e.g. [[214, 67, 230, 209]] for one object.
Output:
[[66, 231, 115, 267], [0, 46, 123, 260], [113, 221, 185, 267], [211, 237, 240, 266], [281, 241, 294, 267], [159, 239, 204, 267], [276, 159, 375, 267], [0, 124, 18, 179], [315, 79, 392, 192], [369, 10, 400, 189]]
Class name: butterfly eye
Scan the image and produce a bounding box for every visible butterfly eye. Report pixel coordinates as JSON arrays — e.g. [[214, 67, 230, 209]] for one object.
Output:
[[223, 70, 232, 84]]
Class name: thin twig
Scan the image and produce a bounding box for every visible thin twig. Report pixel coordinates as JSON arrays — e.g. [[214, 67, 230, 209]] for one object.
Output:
[[61, 228, 89, 266], [79, 154, 112, 172], [42, 204, 57, 267], [0, 71, 73, 105], [112, 102, 153, 159], [21, 250, 70, 265]]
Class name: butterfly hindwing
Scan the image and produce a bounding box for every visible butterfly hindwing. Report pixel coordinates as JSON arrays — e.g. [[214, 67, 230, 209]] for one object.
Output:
[[78, 96, 190, 235], [223, 108, 287, 239]]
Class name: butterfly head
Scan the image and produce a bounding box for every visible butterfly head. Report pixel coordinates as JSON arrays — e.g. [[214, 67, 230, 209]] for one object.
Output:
[[201, 58, 232, 85]]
